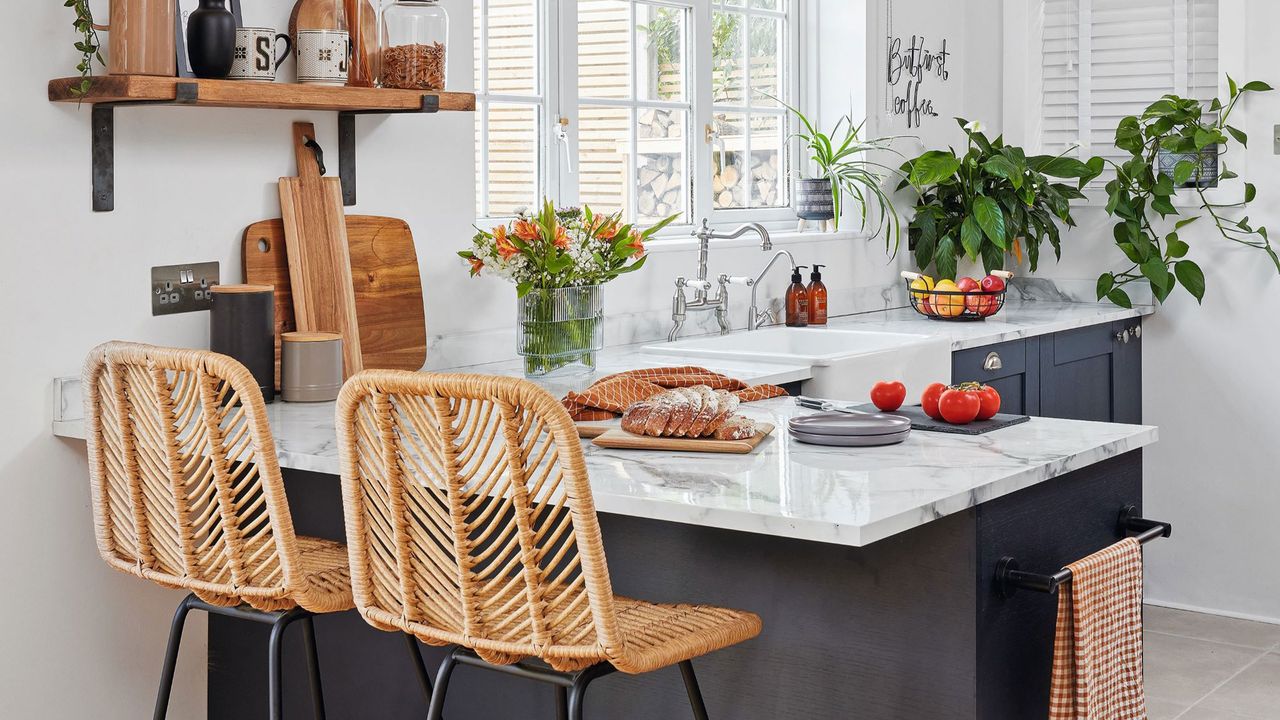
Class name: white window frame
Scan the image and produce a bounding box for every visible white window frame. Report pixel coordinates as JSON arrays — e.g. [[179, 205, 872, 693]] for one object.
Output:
[[476, 0, 809, 235], [1002, 0, 1249, 207]]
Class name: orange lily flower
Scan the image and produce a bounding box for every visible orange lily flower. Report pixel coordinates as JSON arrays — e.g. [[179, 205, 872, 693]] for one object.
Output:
[[468, 256, 485, 276], [494, 224, 519, 260], [554, 224, 571, 250], [591, 216, 619, 240], [626, 230, 645, 258], [513, 219, 541, 243]]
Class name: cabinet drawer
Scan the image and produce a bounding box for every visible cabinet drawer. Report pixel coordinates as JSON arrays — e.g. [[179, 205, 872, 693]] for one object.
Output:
[[952, 338, 1027, 382]]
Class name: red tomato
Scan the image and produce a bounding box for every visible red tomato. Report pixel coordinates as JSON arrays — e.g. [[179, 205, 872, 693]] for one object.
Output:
[[938, 388, 982, 425], [976, 385, 1001, 420], [870, 381, 907, 412], [921, 382, 948, 420]]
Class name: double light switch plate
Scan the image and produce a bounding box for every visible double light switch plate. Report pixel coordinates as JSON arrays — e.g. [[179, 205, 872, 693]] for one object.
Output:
[[152, 261, 220, 316]]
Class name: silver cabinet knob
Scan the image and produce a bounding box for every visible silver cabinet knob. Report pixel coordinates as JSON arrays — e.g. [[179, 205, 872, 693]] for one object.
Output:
[[1116, 330, 1130, 344], [1132, 325, 1141, 339], [983, 352, 1003, 371]]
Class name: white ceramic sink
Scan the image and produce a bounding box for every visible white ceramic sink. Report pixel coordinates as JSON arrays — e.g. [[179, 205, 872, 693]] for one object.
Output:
[[643, 327, 934, 366], [642, 327, 952, 403]]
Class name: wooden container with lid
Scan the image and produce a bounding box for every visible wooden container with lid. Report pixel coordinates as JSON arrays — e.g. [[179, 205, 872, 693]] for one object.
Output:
[[210, 284, 275, 403], [282, 331, 344, 402]]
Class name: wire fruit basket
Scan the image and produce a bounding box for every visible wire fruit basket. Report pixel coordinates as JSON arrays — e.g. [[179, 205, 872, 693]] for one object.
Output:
[[902, 270, 1013, 322]]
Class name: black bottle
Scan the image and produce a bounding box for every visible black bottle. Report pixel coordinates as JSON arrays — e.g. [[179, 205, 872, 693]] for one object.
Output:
[[187, 0, 237, 79]]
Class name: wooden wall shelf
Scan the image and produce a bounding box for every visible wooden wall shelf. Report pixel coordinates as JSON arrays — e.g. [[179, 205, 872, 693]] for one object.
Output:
[[48, 76, 476, 212]]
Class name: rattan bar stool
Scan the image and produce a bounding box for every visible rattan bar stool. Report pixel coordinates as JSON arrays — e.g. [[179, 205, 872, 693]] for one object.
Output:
[[336, 370, 763, 720], [82, 342, 434, 720]]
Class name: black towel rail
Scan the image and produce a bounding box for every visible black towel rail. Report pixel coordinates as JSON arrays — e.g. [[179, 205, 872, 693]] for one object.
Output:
[[995, 505, 1172, 598]]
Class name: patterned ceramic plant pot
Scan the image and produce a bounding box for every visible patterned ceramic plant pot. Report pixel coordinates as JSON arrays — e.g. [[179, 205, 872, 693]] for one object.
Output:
[[794, 177, 835, 221], [1158, 145, 1219, 189]]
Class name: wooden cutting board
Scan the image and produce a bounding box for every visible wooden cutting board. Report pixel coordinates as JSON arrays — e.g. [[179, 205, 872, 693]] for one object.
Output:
[[278, 121, 363, 379], [592, 424, 776, 454], [243, 216, 427, 390]]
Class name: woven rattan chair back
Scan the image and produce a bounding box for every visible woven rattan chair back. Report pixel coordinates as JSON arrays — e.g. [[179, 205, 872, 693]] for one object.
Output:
[[83, 341, 309, 612], [337, 370, 625, 672]]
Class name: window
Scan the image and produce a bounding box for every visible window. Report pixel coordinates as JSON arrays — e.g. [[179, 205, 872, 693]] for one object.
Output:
[[474, 2, 800, 226], [1019, 0, 1220, 173]]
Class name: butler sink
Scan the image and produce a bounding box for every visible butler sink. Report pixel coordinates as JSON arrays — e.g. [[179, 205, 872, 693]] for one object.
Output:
[[641, 327, 952, 402]]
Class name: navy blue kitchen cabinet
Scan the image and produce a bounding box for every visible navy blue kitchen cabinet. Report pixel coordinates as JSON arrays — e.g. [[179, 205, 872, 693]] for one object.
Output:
[[952, 319, 1142, 423]]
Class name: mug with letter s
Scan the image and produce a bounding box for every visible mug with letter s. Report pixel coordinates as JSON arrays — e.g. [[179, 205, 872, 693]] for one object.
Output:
[[296, 30, 349, 85], [230, 27, 291, 81]]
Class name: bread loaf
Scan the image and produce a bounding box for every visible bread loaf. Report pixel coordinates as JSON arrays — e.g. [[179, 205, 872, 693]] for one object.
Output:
[[621, 385, 757, 440]]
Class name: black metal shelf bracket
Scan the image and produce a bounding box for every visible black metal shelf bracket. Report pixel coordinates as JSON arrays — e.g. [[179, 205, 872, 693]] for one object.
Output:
[[91, 82, 199, 212], [338, 93, 440, 206], [995, 505, 1172, 598]]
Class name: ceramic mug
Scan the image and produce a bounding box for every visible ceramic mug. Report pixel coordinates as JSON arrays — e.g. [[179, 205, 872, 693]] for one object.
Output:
[[230, 27, 291, 81], [296, 30, 349, 85]]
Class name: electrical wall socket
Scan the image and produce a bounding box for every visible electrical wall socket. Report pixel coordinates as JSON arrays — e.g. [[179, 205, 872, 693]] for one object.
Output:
[[152, 261, 220, 316]]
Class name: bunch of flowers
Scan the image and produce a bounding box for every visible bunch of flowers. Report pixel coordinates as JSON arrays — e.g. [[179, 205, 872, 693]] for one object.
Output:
[[459, 200, 677, 297]]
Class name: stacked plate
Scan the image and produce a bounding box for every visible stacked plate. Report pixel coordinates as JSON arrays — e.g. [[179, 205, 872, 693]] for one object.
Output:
[[787, 412, 912, 447]]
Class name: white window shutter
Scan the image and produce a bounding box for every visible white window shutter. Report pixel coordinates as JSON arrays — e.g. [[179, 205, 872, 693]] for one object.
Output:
[[1038, 0, 1219, 173]]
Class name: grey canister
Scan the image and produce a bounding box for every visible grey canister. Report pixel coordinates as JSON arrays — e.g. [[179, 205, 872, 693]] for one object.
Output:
[[282, 332, 344, 402], [210, 284, 275, 403]]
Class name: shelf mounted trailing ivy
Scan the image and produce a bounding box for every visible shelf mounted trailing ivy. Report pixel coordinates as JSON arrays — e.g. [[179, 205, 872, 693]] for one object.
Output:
[[1096, 77, 1277, 307]]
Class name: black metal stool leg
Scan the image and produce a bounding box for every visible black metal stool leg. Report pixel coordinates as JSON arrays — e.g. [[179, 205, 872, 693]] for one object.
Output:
[[268, 610, 304, 720], [555, 685, 568, 720], [678, 661, 710, 720], [300, 616, 326, 720], [152, 594, 196, 720], [403, 634, 435, 706], [426, 649, 461, 720], [565, 662, 615, 720]]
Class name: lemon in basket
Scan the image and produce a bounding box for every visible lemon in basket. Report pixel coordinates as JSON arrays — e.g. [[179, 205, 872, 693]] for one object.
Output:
[[910, 274, 935, 314]]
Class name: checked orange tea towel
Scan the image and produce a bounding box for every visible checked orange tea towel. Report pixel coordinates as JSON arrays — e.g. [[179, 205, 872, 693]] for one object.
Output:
[[1049, 537, 1147, 720], [562, 366, 789, 421]]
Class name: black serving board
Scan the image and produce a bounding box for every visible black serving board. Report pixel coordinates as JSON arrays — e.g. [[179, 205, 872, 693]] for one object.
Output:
[[852, 404, 1031, 435]]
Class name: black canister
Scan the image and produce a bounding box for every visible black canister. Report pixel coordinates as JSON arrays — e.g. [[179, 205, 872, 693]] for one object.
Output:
[[210, 284, 276, 403]]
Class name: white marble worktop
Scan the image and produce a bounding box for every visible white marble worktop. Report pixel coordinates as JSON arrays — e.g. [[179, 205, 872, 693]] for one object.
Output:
[[51, 300, 1156, 547]]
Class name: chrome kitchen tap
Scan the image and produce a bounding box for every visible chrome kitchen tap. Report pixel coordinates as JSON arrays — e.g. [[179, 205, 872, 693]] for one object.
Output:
[[746, 249, 797, 330], [668, 220, 774, 341]]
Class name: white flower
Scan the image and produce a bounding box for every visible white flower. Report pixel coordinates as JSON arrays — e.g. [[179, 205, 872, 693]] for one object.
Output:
[[964, 120, 985, 133]]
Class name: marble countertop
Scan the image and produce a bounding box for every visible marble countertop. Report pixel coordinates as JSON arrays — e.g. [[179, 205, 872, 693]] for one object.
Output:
[[51, 300, 1157, 547], [227, 395, 1158, 547]]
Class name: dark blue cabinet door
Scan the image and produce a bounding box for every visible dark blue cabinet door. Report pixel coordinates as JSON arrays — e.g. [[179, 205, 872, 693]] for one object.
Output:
[[951, 337, 1041, 416], [1038, 320, 1142, 424]]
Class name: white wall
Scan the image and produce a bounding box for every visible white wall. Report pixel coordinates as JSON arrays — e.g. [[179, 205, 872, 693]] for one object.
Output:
[[0, 2, 889, 717]]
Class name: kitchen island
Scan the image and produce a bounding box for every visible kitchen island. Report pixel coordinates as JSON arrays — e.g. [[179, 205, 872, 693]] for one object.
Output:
[[193, 395, 1155, 720], [51, 301, 1160, 719]]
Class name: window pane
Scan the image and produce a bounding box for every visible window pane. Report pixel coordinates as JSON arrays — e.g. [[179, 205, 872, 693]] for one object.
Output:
[[712, 11, 744, 104], [637, 108, 689, 223], [579, 106, 631, 215], [751, 0, 779, 9], [485, 0, 538, 95], [637, 4, 685, 102], [712, 112, 747, 208], [750, 114, 784, 207], [484, 103, 540, 216], [749, 16, 781, 106], [579, 0, 631, 100]]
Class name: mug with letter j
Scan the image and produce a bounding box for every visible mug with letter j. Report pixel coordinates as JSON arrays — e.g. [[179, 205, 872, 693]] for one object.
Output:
[[296, 30, 349, 85], [230, 27, 291, 81]]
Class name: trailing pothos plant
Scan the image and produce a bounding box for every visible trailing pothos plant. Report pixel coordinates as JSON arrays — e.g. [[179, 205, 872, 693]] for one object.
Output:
[[1095, 77, 1277, 307], [64, 0, 105, 97], [899, 119, 1101, 280]]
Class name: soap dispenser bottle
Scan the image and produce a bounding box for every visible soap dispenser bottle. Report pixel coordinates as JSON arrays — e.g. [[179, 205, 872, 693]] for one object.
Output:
[[786, 266, 810, 327], [808, 264, 828, 325]]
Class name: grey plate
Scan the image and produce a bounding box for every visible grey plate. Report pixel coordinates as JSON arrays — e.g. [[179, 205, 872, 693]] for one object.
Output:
[[788, 412, 912, 437], [789, 427, 911, 447]]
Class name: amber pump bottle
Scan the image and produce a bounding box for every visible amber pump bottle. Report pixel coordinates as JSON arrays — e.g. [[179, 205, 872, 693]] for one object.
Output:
[[785, 266, 810, 327], [808, 264, 828, 325]]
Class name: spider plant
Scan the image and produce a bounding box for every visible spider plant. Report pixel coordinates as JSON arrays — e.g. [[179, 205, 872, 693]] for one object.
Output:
[[776, 98, 905, 254]]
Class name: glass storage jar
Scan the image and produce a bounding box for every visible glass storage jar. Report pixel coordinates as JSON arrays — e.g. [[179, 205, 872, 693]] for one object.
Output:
[[380, 0, 449, 90]]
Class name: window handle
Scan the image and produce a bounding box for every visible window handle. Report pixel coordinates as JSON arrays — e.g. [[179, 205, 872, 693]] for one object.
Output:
[[557, 117, 574, 175]]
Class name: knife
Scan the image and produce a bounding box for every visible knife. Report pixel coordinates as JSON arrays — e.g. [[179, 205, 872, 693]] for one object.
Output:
[[794, 396, 872, 415]]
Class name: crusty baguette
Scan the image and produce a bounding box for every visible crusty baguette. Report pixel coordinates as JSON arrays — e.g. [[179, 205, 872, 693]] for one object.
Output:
[[643, 389, 685, 436], [714, 415, 758, 441], [669, 387, 703, 436], [686, 386, 721, 437], [621, 400, 654, 435]]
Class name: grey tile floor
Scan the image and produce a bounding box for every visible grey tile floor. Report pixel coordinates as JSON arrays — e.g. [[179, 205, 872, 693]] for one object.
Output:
[[1145, 605, 1280, 719]]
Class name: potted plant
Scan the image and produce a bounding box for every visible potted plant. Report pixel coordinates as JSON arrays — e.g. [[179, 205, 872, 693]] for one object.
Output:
[[66, 0, 105, 97], [459, 201, 676, 377], [1094, 77, 1277, 307], [777, 100, 903, 251], [899, 119, 1101, 279]]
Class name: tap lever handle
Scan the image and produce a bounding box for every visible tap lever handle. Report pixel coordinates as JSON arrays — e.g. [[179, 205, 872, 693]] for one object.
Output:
[[722, 275, 754, 287], [685, 279, 712, 291]]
